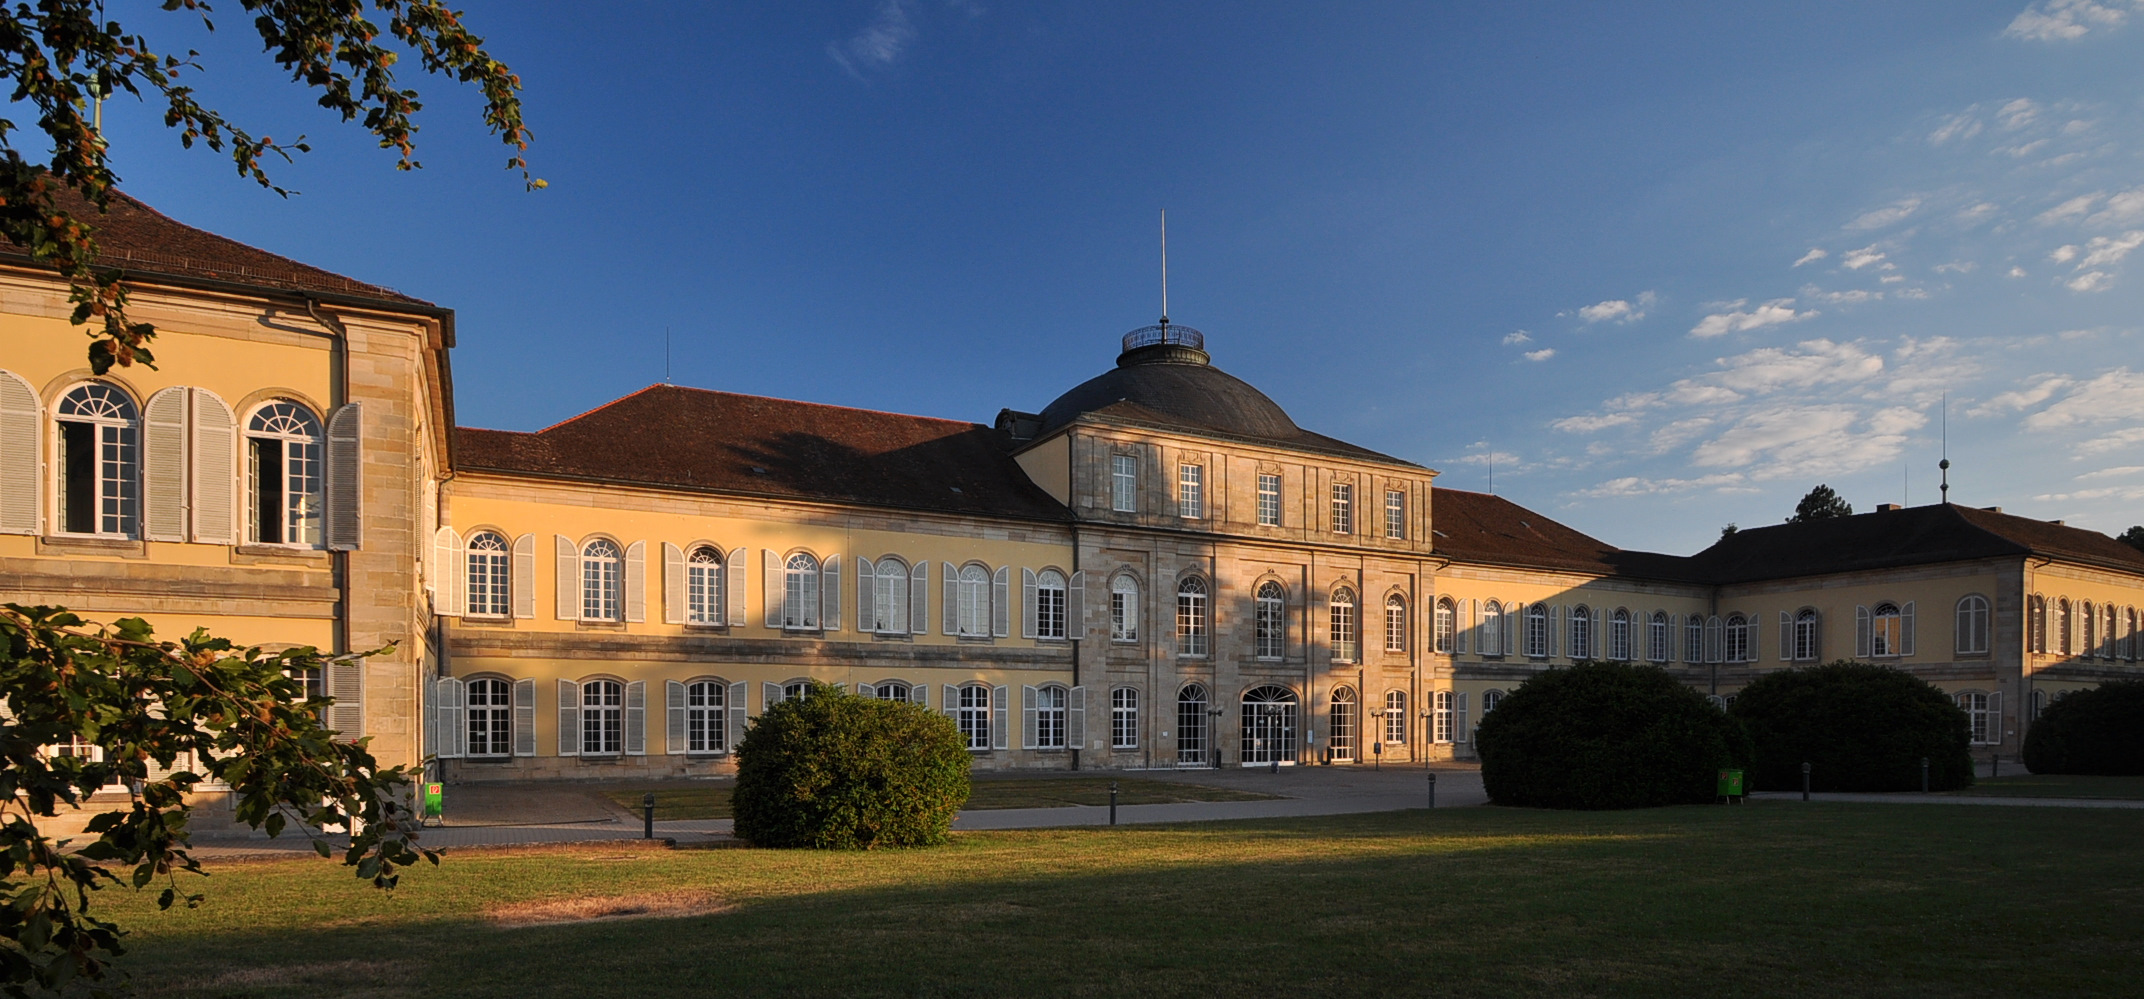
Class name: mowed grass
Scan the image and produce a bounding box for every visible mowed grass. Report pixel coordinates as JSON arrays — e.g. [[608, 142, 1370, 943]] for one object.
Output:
[[1952, 773, 2144, 799], [105, 803, 2144, 998], [598, 777, 1280, 820]]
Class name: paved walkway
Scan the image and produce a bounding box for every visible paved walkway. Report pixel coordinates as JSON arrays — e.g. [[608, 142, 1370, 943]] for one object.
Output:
[[1749, 791, 2144, 809]]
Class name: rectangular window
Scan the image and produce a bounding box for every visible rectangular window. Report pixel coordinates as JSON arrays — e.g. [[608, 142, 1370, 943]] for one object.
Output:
[[1036, 686, 1067, 749], [1434, 691, 1454, 743], [1385, 489, 1406, 539], [958, 685, 991, 750], [581, 681, 623, 755], [1111, 688, 1138, 749], [1111, 454, 1137, 513], [686, 681, 725, 753], [1036, 580, 1067, 640], [1178, 464, 1203, 519], [1256, 474, 1281, 526], [1331, 483, 1353, 534]]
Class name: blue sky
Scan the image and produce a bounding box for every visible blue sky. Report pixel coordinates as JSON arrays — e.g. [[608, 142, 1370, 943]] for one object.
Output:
[[94, 1, 2144, 554]]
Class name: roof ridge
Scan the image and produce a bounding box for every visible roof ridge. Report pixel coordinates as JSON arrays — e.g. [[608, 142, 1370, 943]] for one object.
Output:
[[534, 383, 986, 436]]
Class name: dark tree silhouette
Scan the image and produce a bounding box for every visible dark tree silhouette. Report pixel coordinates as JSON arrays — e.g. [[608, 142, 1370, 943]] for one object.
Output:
[[1789, 484, 1853, 523], [2119, 526, 2144, 553]]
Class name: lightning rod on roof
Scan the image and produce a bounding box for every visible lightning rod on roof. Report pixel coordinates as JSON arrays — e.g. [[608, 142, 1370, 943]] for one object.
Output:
[[1940, 390, 1950, 504], [1159, 209, 1169, 328]]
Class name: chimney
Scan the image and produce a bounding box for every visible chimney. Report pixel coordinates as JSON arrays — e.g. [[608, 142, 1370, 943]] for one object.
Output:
[[1982, 506, 2002, 513], [2050, 519, 2066, 526], [1875, 503, 1901, 512]]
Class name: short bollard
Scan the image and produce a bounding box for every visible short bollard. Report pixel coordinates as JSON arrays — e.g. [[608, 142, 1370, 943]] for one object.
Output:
[[1109, 781, 1119, 826], [642, 792, 655, 840], [1426, 772, 1437, 809], [1920, 757, 1930, 794], [1992, 754, 2000, 778], [1801, 761, 1811, 802]]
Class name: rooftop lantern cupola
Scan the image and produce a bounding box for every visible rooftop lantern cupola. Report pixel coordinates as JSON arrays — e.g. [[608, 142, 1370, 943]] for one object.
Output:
[[1116, 209, 1210, 367]]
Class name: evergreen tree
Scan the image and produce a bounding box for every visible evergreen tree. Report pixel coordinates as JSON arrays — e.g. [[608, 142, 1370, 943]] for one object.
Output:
[[2119, 526, 2144, 553], [1789, 484, 1853, 523]]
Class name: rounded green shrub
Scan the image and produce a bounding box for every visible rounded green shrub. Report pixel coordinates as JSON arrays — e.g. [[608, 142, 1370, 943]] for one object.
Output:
[[2023, 680, 2144, 775], [1728, 661, 1973, 792], [731, 682, 971, 848], [1475, 661, 1752, 810]]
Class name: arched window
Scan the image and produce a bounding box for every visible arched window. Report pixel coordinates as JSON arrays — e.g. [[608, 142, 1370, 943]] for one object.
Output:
[[1434, 598, 1457, 654], [1956, 595, 1990, 656], [1705, 615, 1725, 664], [1871, 603, 1902, 657], [1111, 687, 1139, 749], [1177, 684, 1209, 765], [2107, 605, 2121, 659], [1255, 581, 1286, 660], [956, 684, 991, 750], [785, 552, 822, 629], [1725, 613, 1750, 663], [465, 531, 512, 617], [1608, 609, 1632, 661], [466, 677, 512, 757], [1177, 576, 1209, 656], [1480, 600, 1504, 657], [2057, 598, 2072, 655], [1384, 690, 1406, 745], [2127, 608, 2140, 661], [1685, 614, 1704, 662], [871, 680, 913, 703], [1385, 594, 1408, 653], [580, 539, 623, 621], [1110, 575, 1140, 643], [2029, 595, 2047, 653], [1560, 604, 1584, 660], [1330, 587, 1358, 662], [782, 678, 812, 702], [1794, 608, 1819, 661], [957, 564, 990, 637], [2030, 688, 2046, 720], [868, 556, 907, 634], [1329, 686, 1357, 761], [1482, 689, 1505, 714], [1956, 691, 1996, 745], [688, 546, 725, 625], [245, 401, 323, 546], [1241, 685, 1298, 765], [1034, 685, 1068, 749], [686, 679, 726, 752], [581, 679, 624, 755], [2082, 601, 2097, 659], [55, 382, 139, 537], [1649, 611, 1670, 662], [1035, 569, 1068, 640], [1433, 690, 1456, 742]]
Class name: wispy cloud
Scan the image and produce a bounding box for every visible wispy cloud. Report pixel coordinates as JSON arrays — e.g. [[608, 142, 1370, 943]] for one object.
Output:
[[2022, 368, 2144, 429], [2047, 230, 2144, 291], [828, 0, 918, 79], [1523, 348, 1557, 362], [1793, 248, 1828, 267], [1689, 299, 1816, 339], [1928, 108, 1983, 145], [1576, 473, 1755, 499], [1841, 245, 1888, 270], [1846, 198, 1922, 230], [1502, 330, 1533, 345], [1570, 290, 1657, 325], [2004, 0, 2139, 41]]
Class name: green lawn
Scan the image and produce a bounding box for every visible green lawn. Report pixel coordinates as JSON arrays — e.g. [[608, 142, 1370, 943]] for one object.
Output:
[[105, 803, 2144, 997], [1952, 773, 2144, 799], [598, 777, 1281, 820]]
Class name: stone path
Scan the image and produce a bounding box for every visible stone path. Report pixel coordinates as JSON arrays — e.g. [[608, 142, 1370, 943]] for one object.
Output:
[[1749, 791, 2144, 809]]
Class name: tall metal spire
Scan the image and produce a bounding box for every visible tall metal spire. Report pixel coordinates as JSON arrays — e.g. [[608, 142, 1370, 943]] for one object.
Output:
[[1159, 209, 1169, 327], [1940, 391, 1951, 504]]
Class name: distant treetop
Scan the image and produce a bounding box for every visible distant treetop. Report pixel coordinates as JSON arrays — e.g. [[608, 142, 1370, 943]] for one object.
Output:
[[1789, 484, 1853, 524]]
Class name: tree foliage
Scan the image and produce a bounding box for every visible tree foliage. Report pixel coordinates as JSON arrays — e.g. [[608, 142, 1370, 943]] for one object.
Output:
[[2118, 525, 2144, 554], [1789, 484, 1852, 523], [1475, 662, 1752, 810], [1728, 661, 1974, 792], [0, 604, 431, 995], [732, 683, 970, 849], [0, 0, 538, 375], [2023, 680, 2144, 776]]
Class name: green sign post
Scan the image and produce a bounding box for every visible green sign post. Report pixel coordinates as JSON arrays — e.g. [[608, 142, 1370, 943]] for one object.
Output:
[[423, 782, 445, 824], [1716, 769, 1745, 803]]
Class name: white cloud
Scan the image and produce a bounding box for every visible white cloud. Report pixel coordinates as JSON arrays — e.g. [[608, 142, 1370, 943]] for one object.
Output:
[[1868, 406, 1930, 435], [1502, 330, 1533, 345], [1690, 405, 1912, 480], [1841, 245, 1887, 270], [1793, 248, 1828, 267], [1928, 110, 1983, 146], [1575, 291, 1656, 325], [1846, 198, 1923, 230], [1706, 339, 1885, 394], [1957, 202, 2001, 224], [1524, 348, 1557, 362], [2067, 271, 2113, 291], [2037, 192, 2102, 224], [1551, 413, 1637, 433], [2077, 427, 2144, 455], [1995, 138, 2052, 158], [1801, 284, 1882, 305], [2085, 187, 2144, 227], [1933, 261, 1976, 274], [2008, 266, 2029, 277], [2032, 484, 2144, 501], [1575, 473, 1753, 499], [2024, 368, 2144, 429], [827, 0, 918, 78], [1997, 98, 2043, 130], [2004, 0, 2137, 41], [2050, 244, 2079, 263], [1970, 374, 2073, 417], [2076, 465, 2144, 480], [1689, 299, 1815, 339], [2076, 230, 2144, 267]]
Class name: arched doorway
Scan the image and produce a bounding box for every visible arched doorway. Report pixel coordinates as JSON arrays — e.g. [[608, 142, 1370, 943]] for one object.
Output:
[[1240, 685, 1299, 766], [1330, 686, 1358, 762], [1177, 684, 1209, 767]]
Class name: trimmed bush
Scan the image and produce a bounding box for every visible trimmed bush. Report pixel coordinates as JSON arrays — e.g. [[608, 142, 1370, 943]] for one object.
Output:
[[2023, 680, 2144, 775], [1729, 661, 1973, 792], [732, 682, 971, 848], [1476, 661, 1752, 810]]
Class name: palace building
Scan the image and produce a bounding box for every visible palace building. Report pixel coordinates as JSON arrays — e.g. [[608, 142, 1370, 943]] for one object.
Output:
[[3, 195, 2142, 787]]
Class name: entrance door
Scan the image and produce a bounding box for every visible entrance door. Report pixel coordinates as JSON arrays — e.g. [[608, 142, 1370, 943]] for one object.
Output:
[[1176, 684, 1209, 766], [1240, 685, 1299, 766]]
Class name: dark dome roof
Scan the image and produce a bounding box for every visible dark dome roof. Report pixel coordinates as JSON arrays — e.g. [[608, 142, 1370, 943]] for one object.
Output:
[[1038, 330, 1300, 440]]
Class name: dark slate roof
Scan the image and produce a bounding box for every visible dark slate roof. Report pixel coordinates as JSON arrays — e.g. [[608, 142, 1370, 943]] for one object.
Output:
[[0, 187, 428, 305], [1685, 503, 2144, 582], [1429, 489, 1700, 581], [455, 384, 1073, 521]]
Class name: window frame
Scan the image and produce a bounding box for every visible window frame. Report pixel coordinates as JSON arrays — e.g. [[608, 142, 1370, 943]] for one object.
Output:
[[1035, 568, 1069, 640], [1725, 613, 1750, 664], [1385, 593, 1408, 653], [580, 538, 624, 623], [1111, 453, 1138, 513], [1537, 603, 1561, 660], [1034, 684, 1069, 749], [687, 545, 726, 626], [1109, 574, 1140, 643], [53, 381, 141, 538], [1111, 686, 1139, 749], [1648, 611, 1670, 663], [1956, 594, 1990, 657], [1328, 685, 1358, 762], [1871, 602, 1902, 658], [1480, 600, 1504, 657], [465, 676, 514, 758], [1256, 472, 1281, 526], [1177, 576, 1210, 657], [1331, 482, 1353, 535], [1434, 598, 1456, 655], [1608, 608, 1632, 661], [1177, 463, 1204, 519], [1254, 580, 1286, 660], [1383, 690, 1406, 745], [1384, 489, 1406, 539], [685, 678, 727, 753], [243, 400, 325, 548], [957, 684, 992, 751], [465, 530, 513, 619], [580, 678, 625, 756], [783, 551, 822, 630], [957, 563, 991, 637], [1330, 586, 1358, 663]]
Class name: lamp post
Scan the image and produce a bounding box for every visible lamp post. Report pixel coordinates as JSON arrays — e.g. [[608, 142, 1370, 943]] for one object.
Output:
[[1801, 761, 1811, 802]]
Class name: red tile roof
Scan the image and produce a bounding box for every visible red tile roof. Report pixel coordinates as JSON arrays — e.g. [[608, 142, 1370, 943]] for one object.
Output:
[[1429, 489, 1699, 580], [455, 384, 1073, 521], [1688, 503, 2144, 582]]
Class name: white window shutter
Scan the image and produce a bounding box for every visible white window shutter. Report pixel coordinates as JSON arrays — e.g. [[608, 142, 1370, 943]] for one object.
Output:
[[727, 547, 748, 625], [1504, 603, 1518, 657], [423, 676, 439, 761], [0, 370, 40, 535], [1068, 571, 1086, 639], [1855, 605, 1871, 658], [186, 389, 236, 543], [942, 684, 959, 722], [764, 681, 782, 711], [623, 540, 647, 623], [446, 677, 467, 761], [1592, 608, 1604, 656], [942, 563, 959, 635], [1990, 691, 2003, 744], [513, 678, 537, 757], [764, 549, 785, 628], [327, 657, 364, 738], [911, 683, 928, 709], [993, 566, 1011, 638], [666, 679, 687, 754], [992, 684, 1009, 750], [325, 402, 362, 551], [1456, 692, 1469, 745], [857, 682, 877, 699], [1549, 605, 1561, 658], [624, 680, 647, 756], [821, 554, 841, 632], [556, 679, 580, 756], [1748, 617, 1760, 664], [143, 387, 189, 542], [856, 557, 876, 632], [1022, 684, 1039, 750], [512, 534, 537, 619], [432, 527, 465, 617], [727, 681, 748, 748], [554, 535, 579, 620], [663, 543, 686, 625], [1022, 568, 1039, 639], [1069, 685, 1086, 748], [1456, 599, 1470, 655], [432, 677, 463, 759], [1900, 601, 1916, 657], [1780, 611, 1792, 660], [910, 560, 929, 635]]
